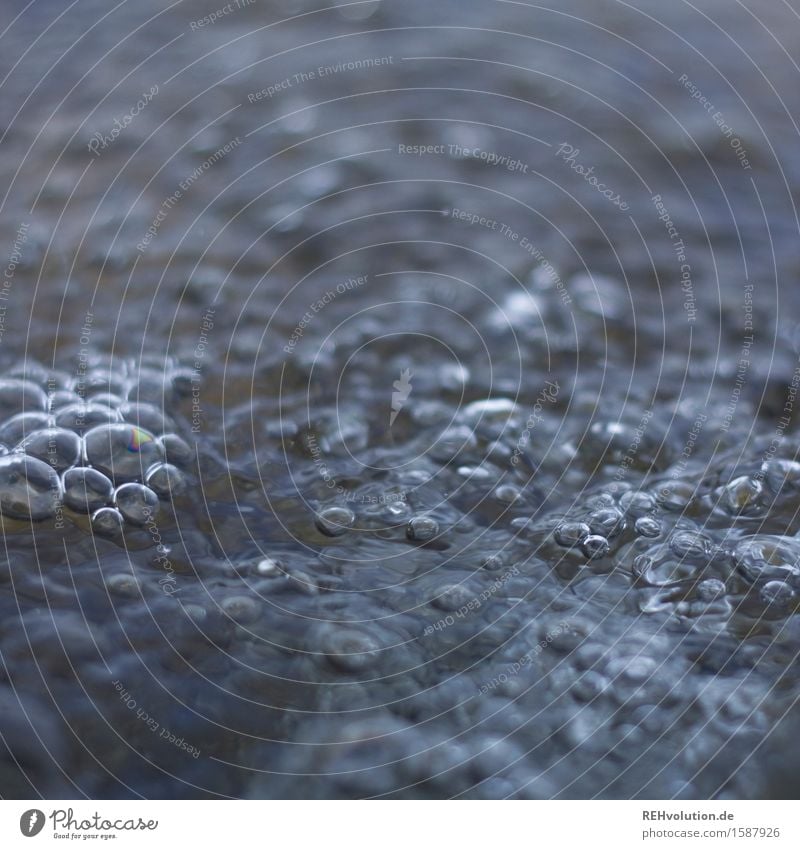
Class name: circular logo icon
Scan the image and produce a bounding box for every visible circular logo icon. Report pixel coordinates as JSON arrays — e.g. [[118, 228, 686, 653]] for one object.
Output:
[[19, 810, 45, 837]]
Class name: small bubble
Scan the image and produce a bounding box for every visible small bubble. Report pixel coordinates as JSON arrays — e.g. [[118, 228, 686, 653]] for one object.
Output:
[[113, 483, 159, 526], [696, 578, 726, 602], [619, 490, 657, 517], [55, 403, 119, 433], [760, 580, 796, 607], [221, 595, 262, 625], [91, 506, 125, 537], [634, 516, 662, 538], [158, 433, 193, 466], [589, 508, 626, 538], [407, 515, 439, 541], [321, 627, 380, 672], [62, 467, 114, 513], [20, 428, 82, 471], [0, 455, 61, 520], [581, 535, 610, 559], [145, 463, 186, 498], [554, 521, 591, 547], [315, 506, 355, 537]]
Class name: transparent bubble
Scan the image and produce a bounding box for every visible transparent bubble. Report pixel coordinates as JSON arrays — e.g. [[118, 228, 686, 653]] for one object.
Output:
[[0, 412, 52, 445], [619, 490, 657, 517], [669, 530, 711, 559], [113, 483, 159, 525], [84, 423, 163, 482], [55, 403, 119, 433], [105, 572, 141, 598], [0, 454, 61, 520], [20, 428, 82, 471], [321, 627, 380, 672], [493, 484, 521, 503], [720, 476, 764, 515], [635, 516, 662, 538], [62, 467, 114, 513], [696, 578, 726, 602], [221, 596, 262, 625], [47, 389, 82, 411], [158, 433, 193, 466], [582, 535, 610, 559], [407, 515, 439, 541], [145, 463, 186, 498], [554, 521, 591, 547], [760, 581, 796, 607], [589, 508, 626, 538], [315, 506, 355, 537], [432, 583, 474, 612], [91, 506, 124, 537], [0, 379, 48, 419], [763, 459, 800, 495], [119, 402, 171, 435], [88, 392, 125, 409], [733, 536, 800, 584], [79, 370, 129, 398], [256, 556, 282, 576]]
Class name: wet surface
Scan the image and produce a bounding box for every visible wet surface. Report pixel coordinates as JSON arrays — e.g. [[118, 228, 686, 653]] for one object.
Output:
[[1, 0, 800, 798]]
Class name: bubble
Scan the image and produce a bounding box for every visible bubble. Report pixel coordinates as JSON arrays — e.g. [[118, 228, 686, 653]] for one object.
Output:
[[721, 476, 764, 515], [0, 412, 52, 445], [619, 490, 657, 517], [221, 595, 262, 625], [493, 484, 522, 503], [158, 433, 193, 466], [0, 379, 48, 419], [62, 468, 114, 513], [407, 515, 439, 541], [88, 393, 125, 409], [90, 506, 124, 537], [256, 556, 282, 576], [696, 578, 726, 602], [119, 402, 171, 435], [581, 535, 610, 559], [635, 516, 662, 538], [589, 508, 626, 538], [669, 530, 711, 559], [0, 455, 61, 520], [84, 423, 163, 482], [763, 459, 800, 495], [105, 572, 141, 598], [760, 581, 796, 607], [79, 370, 129, 397], [170, 368, 197, 397], [432, 583, 474, 612], [430, 427, 478, 463], [55, 403, 119, 433], [126, 370, 170, 405], [20, 428, 82, 471], [321, 627, 381, 672], [113, 483, 159, 525], [733, 536, 800, 584], [47, 390, 82, 411], [554, 521, 591, 547], [654, 480, 696, 511], [145, 463, 186, 498], [315, 506, 355, 536]]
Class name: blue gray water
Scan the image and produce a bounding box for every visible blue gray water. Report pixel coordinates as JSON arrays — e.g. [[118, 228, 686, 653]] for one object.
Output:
[[0, 0, 799, 799]]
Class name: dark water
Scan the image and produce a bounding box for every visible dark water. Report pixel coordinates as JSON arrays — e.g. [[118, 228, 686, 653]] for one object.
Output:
[[1, 0, 800, 799]]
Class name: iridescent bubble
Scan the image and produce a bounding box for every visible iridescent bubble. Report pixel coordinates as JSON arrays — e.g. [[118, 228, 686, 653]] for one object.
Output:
[[0, 379, 48, 419], [62, 468, 114, 513], [84, 423, 163, 482], [315, 506, 355, 537], [407, 515, 439, 541], [20, 428, 82, 471], [0, 455, 61, 520], [91, 506, 124, 537], [55, 403, 119, 433], [113, 483, 159, 525], [145, 463, 186, 498]]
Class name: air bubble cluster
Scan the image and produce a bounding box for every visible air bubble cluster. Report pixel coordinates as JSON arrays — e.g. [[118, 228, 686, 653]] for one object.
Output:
[[0, 361, 193, 529]]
